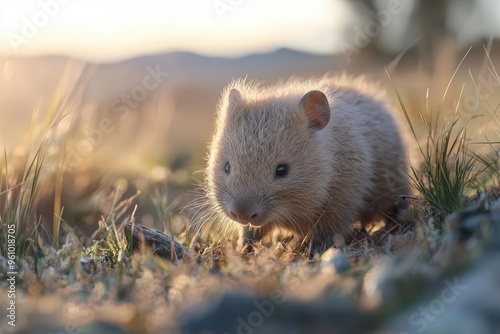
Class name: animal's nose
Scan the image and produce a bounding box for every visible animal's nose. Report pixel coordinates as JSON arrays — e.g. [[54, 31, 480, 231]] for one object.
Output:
[[228, 203, 264, 224], [229, 209, 259, 222]]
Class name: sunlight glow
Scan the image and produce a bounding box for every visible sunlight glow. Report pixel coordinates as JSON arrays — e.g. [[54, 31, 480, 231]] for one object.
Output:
[[0, 0, 351, 62]]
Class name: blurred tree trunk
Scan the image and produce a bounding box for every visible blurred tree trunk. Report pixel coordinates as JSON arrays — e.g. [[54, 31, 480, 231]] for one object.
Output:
[[350, 0, 455, 73], [416, 0, 450, 73]]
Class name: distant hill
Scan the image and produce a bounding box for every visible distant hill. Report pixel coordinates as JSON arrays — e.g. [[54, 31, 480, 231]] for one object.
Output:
[[0, 48, 353, 151], [1, 43, 498, 157]]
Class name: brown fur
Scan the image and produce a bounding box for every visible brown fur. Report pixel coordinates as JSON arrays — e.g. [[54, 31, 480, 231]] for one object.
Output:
[[204, 74, 412, 251]]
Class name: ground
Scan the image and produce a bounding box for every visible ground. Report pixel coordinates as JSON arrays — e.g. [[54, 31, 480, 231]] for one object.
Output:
[[1, 52, 500, 334]]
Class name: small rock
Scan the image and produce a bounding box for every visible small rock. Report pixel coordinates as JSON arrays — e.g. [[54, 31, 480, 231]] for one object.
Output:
[[321, 247, 350, 274]]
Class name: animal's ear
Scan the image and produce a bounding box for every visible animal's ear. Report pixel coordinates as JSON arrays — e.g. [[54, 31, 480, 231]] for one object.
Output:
[[299, 90, 330, 130], [228, 88, 243, 107]]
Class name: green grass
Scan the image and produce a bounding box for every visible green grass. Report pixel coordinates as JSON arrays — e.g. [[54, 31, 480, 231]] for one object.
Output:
[[388, 53, 499, 229], [85, 191, 141, 265], [410, 115, 478, 221], [1, 63, 92, 259], [0, 131, 47, 260]]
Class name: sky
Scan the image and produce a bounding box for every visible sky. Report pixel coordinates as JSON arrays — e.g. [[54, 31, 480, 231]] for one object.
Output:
[[1, 0, 500, 63], [0, 0, 354, 62]]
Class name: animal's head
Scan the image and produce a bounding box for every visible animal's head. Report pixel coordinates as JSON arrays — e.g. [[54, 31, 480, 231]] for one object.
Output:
[[206, 81, 334, 234]]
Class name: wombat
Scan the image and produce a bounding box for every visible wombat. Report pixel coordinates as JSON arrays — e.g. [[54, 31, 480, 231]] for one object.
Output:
[[204, 75, 411, 252]]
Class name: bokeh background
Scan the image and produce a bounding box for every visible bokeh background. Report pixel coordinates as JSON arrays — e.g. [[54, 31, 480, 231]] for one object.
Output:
[[1, 0, 499, 236]]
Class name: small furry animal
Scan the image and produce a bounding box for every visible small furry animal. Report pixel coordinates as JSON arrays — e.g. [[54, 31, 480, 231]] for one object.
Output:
[[204, 75, 411, 252]]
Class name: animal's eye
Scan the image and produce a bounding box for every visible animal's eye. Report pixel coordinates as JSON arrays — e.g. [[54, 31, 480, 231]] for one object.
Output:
[[275, 164, 288, 177], [224, 162, 231, 175]]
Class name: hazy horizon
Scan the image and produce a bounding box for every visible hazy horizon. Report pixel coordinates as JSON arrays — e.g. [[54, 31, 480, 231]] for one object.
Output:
[[2, 1, 500, 63], [0, 0, 352, 62]]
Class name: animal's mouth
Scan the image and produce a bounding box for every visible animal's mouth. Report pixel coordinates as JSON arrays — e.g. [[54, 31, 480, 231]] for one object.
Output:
[[245, 220, 269, 228], [230, 217, 269, 228], [227, 214, 271, 228]]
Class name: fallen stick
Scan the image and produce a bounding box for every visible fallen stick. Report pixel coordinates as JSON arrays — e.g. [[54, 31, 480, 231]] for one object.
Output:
[[124, 223, 191, 261]]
